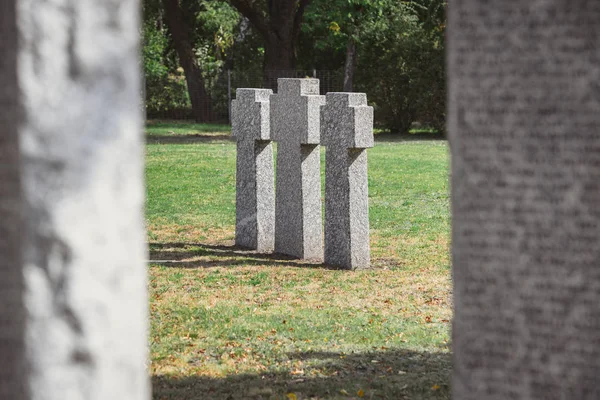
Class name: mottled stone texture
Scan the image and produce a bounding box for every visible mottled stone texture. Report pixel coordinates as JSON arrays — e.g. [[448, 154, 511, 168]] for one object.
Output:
[[232, 88, 275, 252], [449, 2, 600, 399], [321, 93, 373, 269], [0, 1, 149, 399], [272, 79, 325, 260]]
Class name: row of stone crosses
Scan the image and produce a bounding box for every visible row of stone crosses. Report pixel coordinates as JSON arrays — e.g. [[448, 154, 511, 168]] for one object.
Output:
[[232, 78, 374, 269]]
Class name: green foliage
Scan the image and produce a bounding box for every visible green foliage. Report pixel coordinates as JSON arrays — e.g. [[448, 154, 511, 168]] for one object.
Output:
[[141, 0, 447, 129], [194, 0, 240, 77], [142, 21, 168, 80], [142, 0, 241, 118], [142, 20, 191, 114], [298, 0, 446, 133], [197, 1, 240, 55], [356, 0, 446, 134]]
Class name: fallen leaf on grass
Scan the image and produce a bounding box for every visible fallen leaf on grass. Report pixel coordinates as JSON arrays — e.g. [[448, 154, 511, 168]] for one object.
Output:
[[358, 389, 365, 397], [432, 384, 440, 391], [286, 393, 297, 400]]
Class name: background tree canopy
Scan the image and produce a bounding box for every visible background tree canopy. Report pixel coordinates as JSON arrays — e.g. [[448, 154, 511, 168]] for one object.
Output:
[[142, 0, 446, 134]]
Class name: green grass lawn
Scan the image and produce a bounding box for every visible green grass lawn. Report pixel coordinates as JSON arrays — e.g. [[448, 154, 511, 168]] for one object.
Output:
[[146, 121, 452, 399]]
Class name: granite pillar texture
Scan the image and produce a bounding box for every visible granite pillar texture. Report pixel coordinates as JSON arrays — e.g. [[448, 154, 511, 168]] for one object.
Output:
[[232, 88, 275, 252], [0, 1, 26, 398], [449, 1, 600, 399], [321, 93, 374, 269], [271, 79, 325, 260], [0, 0, 149, 399]]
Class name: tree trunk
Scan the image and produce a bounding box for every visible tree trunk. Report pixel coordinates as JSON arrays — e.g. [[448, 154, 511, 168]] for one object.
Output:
[[343, 37, 357, 92], [263, 33, 296, 89], [162, 0, 211, 122], [229, 0, 312, 90]]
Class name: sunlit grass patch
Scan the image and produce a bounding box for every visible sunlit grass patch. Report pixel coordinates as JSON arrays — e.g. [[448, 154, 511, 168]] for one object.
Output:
[[146, 121, 451, 399]]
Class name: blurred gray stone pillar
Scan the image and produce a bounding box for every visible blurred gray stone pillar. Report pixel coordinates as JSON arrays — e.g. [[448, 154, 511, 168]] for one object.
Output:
[[271, 79, 325, 260], [449, 1, 600, 399], [232, 88, 275, 252], [0, 0, 149, 399], [0, 1, 26, 398], [321, 93, 373, 269]]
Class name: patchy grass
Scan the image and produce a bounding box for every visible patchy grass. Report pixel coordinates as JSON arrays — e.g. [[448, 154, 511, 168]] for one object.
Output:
[[146, 121, 451, 399]]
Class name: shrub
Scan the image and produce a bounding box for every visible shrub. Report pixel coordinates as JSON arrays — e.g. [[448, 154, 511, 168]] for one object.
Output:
[[356, 1, 446, 134]]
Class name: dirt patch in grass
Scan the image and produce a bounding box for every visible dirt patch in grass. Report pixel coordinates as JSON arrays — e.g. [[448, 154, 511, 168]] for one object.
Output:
[[147, 134, 234, 144]]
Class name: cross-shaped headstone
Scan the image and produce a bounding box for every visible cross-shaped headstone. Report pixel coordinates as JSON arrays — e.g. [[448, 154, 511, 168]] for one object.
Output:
[[271, 79, 325, 259], [321, 92, 374, 269], [232, 88, 275, 252]]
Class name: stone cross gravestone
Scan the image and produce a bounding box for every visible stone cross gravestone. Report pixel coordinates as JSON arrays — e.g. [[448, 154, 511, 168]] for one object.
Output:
[[450, 1, 600, 399], [271, 79, 325, 260], [321, 93, 374, 269], [0, 1, 149, 399], [232, 88, 275, 252]]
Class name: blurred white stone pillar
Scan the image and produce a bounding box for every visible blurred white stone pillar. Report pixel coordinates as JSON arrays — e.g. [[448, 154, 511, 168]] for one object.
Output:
[[0, 0, 149, 399]]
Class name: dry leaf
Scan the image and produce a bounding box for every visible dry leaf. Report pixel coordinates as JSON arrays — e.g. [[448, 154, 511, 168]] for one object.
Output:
[[357, 389, 365, 397]]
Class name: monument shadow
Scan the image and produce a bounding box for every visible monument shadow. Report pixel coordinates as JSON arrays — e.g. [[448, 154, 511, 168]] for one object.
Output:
[[152, 348, 451, 400], [149, 242, 345, 270]]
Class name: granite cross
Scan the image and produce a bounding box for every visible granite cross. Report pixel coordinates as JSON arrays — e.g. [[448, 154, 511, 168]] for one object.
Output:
[[232, 88, 275, 252], [271, 79, 325, 260], [321, 92, 374, 269]]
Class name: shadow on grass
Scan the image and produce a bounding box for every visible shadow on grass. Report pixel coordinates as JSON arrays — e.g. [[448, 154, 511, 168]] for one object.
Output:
[[375, 131, 446, 143], [152, 348, 451, 399], [146, 120, 231, 131], [146, 134, 234, 144], [145, 132, 445, 145], [148, 242, 344, 270]]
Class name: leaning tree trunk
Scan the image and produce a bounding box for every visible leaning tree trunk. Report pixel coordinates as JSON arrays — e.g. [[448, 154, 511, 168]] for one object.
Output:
[[162, 0, 211, 122], [262, 33, 296, 89], [228, 0, 311, 90], [343, 36, 357, 92]]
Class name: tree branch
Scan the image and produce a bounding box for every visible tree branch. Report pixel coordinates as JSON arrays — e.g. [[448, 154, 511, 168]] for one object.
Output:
[[292, 0, 311, 42], [228, 0, 270, 37]]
